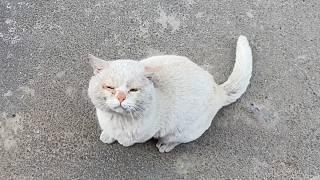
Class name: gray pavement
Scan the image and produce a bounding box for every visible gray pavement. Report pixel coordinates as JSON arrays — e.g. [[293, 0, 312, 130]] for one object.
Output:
[[1, 0, 320, 179]]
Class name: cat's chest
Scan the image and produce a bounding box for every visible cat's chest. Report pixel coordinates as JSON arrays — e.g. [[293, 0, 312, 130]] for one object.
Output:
[[111, 118, 140, 137], [98, 112, 146, 142], [112, 117, 153, 145]]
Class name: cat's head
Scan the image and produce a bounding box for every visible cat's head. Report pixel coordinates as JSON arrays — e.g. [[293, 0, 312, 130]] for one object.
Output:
[[87, 54, 158, 116]]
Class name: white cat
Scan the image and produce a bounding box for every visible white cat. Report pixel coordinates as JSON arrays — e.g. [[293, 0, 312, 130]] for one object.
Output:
[[87, 36, 252, 152]]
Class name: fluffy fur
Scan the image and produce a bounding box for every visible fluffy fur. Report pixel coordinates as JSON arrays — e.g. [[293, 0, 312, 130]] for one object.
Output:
[[87, 36, 252, 152]]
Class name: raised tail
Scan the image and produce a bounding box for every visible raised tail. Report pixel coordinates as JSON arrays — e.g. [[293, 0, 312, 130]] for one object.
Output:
[[219, 35, 252, 106]]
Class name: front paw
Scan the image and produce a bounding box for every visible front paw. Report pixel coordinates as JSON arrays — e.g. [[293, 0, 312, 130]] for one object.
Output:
[[118, 139, 135, 147], [100, 132, 115, 144], [156, 141, 179, 153]]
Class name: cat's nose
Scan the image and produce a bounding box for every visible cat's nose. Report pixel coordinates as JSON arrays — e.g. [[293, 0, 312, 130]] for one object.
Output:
[[116, 91, 126, 103]]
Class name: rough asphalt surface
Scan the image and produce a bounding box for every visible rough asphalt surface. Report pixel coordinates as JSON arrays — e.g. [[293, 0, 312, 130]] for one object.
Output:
[[1, 0, 320, 179]]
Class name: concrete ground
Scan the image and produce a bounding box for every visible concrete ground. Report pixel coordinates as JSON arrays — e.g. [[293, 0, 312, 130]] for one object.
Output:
[[1, 0, 320, 179]]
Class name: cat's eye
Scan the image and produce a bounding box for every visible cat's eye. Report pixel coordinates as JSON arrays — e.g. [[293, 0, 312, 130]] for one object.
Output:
[[129, 88, 139, 92], [102, 85, 115, 90]]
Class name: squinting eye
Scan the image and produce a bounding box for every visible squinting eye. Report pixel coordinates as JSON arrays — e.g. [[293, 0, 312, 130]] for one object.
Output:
[[102, 85, 115, 90], [129, 88, 139, 92]]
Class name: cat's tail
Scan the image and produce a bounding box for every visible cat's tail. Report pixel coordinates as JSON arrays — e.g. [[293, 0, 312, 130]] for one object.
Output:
[[219, 35, 252, 106]]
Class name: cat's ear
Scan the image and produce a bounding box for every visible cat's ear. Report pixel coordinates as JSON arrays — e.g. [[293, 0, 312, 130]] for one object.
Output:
[[88, 54, 109, 75], [144, 66, 161, 85], [144, 66, 161, 74]]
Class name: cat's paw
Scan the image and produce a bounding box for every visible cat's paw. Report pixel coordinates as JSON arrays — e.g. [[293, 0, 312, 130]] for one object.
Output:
[[156, 141, 179, 153], [100, 132, 115, 144], [118, 140, 134, 147]]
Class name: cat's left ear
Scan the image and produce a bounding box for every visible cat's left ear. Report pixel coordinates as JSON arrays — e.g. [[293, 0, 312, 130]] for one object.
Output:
[[144, 66, 161, 74], [144, 66, 161, 85], [87, 54, 109, 75]]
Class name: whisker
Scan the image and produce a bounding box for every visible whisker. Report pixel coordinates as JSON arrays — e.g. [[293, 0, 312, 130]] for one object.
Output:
[[134, 104, 145, 111], [129, 107, 143, 119], [129, 110, 136, 121], [133, 106, 144, 111]]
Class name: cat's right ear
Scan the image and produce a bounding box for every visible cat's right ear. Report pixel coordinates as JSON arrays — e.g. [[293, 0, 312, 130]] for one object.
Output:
[[87, 54, 109, 75]]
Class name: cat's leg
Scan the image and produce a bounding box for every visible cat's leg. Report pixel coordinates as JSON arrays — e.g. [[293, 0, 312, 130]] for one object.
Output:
[[118, 139, 135, 147], [156, 136, 181, 153], [156, 141, 180, 153], [100, 131, 115, 144], [156, 127, 205, 152]]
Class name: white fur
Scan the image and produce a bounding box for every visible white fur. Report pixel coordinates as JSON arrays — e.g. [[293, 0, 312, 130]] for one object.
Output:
[[88, 36, 252, 152]]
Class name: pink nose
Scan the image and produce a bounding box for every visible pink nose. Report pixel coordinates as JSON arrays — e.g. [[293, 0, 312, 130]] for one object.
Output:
[[116, 91, 126, 103]]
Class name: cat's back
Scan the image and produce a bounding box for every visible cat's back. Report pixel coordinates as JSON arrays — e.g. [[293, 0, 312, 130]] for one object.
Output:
[[141, 55, 192, 66], [141, 55, 208, 76], [141, 55, 213, 82], [141, 55, 215, 106]]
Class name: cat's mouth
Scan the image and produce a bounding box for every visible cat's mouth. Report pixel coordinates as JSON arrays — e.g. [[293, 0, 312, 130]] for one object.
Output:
[[109, 105, 129, 114]]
